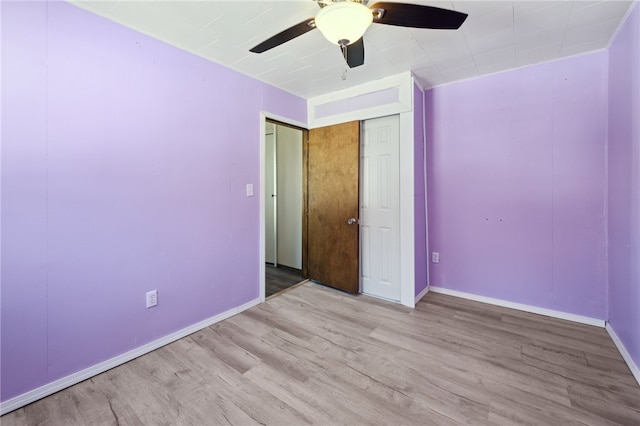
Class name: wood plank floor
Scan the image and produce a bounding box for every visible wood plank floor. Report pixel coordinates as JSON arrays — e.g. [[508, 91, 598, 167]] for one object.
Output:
[[265, 264, 303, 298], [3, 283, 639, 425]]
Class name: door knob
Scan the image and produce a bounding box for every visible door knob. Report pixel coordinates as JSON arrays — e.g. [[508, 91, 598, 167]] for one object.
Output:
[[347, 218, 358, 225]]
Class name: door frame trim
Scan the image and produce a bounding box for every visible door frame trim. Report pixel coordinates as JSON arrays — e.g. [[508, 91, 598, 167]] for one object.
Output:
[[265, 122, 278, 267], [399, 111, 415, 307]]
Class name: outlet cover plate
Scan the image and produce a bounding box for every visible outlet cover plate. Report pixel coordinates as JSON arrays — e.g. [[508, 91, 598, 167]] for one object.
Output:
[[146, 290, 158, 308]]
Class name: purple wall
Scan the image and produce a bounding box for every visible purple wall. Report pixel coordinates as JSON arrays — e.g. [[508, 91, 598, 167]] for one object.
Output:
[[1, 1, 305, 402], [426, 52, 608, 319], [608, 3, 640, 371], [414, 84, 428, 297]]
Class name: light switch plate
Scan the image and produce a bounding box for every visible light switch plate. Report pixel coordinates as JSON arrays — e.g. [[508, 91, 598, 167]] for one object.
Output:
[[246, 184, 254, 197]]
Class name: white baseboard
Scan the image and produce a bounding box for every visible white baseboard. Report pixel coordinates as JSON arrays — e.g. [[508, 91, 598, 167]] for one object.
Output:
[[429, 286, 605, 327], [415, 285, 429, 304], [0, 297, 261, 416], [606, 322, 640, 386]]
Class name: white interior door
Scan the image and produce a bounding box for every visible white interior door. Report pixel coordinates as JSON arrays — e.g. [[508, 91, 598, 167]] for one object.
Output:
[[360, 115, 401, 301], [265, 125, 277, 265], [276, 126, 303, 269]]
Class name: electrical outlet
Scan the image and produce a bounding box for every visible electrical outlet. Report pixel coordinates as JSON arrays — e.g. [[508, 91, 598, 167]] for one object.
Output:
[[146, 290, 158, 308], [246, 184, 254, 197], [431, 252, 440, 264]]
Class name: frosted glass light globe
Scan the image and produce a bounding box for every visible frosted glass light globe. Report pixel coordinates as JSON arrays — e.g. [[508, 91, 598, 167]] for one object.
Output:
[[315, 2, 373, 46]]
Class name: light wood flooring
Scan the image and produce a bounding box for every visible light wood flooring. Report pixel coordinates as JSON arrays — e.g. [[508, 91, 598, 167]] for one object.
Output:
[[3, 283, 640, 425]]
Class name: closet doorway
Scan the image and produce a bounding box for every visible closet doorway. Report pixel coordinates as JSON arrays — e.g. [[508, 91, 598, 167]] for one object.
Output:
[[265, 120, 304, 297]]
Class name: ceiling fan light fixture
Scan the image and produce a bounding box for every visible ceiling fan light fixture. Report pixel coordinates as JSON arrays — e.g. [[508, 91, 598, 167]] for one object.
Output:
[[315, 1, 373, 46]]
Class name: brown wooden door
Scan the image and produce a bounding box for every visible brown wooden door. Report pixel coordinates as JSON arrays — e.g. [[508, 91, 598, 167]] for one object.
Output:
[[305, 120, 360, 293]]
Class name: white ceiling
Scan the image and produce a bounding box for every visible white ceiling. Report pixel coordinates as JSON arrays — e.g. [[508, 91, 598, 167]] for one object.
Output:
[[70, 0, 635, 99]]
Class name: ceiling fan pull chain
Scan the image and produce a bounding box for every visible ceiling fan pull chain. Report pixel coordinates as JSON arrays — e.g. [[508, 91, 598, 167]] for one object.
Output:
[[341, 44, 348, 81]]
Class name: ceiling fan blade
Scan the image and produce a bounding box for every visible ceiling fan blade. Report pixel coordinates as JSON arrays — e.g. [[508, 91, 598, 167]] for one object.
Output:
[[342, 38, 365, 68], [370, 2, 468, 29], [250, 18, 316, 53]]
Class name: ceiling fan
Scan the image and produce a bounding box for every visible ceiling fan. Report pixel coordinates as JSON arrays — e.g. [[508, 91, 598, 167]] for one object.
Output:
[[249, 0, 468, 68]]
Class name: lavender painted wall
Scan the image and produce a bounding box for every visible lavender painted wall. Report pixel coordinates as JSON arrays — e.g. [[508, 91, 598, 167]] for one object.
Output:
[[413, 84, 428, 297], [426, 52, 608, 319], [608, 3, 640, 370], [1, 0, 305, 402]]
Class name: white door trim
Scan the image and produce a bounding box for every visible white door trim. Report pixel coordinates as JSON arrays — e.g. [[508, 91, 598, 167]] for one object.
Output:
[[399, 110, 415, 308], [307, 72, 413, 128], [265, 125, 277, 266]]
